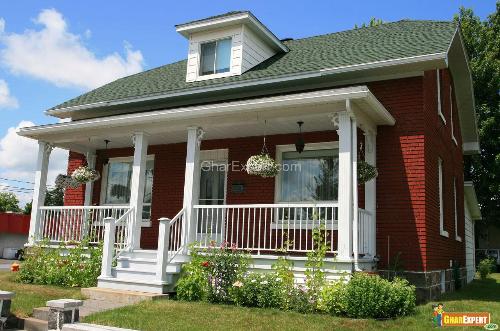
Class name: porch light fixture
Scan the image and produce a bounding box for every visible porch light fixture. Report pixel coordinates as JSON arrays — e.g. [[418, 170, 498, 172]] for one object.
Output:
[[295, 121, 305, 153], [102, 139, 110, 165]]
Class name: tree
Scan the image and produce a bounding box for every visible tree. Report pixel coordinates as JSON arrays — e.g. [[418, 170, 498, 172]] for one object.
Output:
[[457, 3, 500, 226], [44, 187, 65, 206], [0, 192, 21, 213], [355, 18, 385, 29], [23, 201, 32, 215]]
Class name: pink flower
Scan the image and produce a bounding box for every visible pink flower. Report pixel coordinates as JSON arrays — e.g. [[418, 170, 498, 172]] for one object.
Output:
[[231, 243, 237, 251], [233, 281, 243, 288]]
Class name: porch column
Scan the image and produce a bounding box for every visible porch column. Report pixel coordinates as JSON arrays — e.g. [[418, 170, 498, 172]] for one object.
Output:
[[129, 132, 149, 249], [336, 109, 354, 260], [351, 116, 359, 263], [182, 126, 204, 251], [29, 141, 52, 244], [364, 131, 377, 257], [83, 151, 96, 206]]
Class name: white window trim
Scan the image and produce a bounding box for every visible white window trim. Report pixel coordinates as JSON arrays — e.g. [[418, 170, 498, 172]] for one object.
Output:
[[438, 158, 449, 237], [196, 37, 234, 82], [99, 155, 155, 227], [437, 69, 446, 124], [273, 141, 339, 229], [450, 87, 458, 146], [454, 178, 462, 242]]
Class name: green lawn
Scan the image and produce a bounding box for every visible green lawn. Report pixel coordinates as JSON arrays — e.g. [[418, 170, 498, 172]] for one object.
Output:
[[0, 271, 84, 317], [82, 274, 500, 331]]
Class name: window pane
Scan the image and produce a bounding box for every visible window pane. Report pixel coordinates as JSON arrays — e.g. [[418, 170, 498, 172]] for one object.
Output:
[[105, 162, 132, 204], [200, 42, 216, 75], [280, 149, 338, 202], [143, 160, 154, 204], [215, 39, 231, 73]]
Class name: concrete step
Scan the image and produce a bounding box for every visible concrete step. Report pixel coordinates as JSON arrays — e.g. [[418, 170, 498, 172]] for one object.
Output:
[[83, 286, 169, 303], [22, 317, 48, 331], [32, 307, 49, 321]]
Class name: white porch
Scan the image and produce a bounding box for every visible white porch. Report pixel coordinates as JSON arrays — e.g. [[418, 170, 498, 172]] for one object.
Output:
[[20, 86, 395, 293]]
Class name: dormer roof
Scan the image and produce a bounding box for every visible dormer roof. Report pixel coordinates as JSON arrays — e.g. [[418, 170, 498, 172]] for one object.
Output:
[[175, 11, 288, 53]]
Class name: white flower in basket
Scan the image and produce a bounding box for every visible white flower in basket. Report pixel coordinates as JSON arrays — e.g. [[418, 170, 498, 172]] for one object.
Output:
[[71, 166, 100, 184], [358, 160, 378, 184], [246, 153, 280, 178]]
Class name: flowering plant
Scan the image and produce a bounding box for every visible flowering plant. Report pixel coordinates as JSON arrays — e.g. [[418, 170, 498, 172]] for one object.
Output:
[[357, 160, 378, 184], [71, 166, 100, 184], [246, 153, 280, 178]]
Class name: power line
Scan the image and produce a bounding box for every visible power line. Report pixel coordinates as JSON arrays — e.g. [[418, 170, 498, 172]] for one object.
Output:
[[0, 176, 35, 185]]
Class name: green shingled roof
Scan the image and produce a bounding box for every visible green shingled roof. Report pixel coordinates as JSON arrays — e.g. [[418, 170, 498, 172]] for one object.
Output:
[[51, 20, 456, 112]]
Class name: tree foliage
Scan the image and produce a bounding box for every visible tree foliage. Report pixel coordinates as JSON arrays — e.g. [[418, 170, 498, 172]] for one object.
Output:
[[457, 3, 500, 225], [0, 192, 21, 213], [355, 18, 385, 29]]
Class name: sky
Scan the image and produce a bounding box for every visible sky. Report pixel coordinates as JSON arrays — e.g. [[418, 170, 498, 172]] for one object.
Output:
[[0, 0, 495, 206]]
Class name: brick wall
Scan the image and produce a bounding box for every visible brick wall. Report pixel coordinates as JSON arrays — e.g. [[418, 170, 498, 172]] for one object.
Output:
[[64, 151, 86, 206], [423, 69, 465, 270]]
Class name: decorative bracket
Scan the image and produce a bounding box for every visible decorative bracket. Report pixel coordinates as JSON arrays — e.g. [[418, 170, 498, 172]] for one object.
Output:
[[43, 143, 54, 156], [196, 128, 205, 147]]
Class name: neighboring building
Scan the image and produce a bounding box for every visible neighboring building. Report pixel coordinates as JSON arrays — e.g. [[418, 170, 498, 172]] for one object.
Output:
[[18, 11, 482, 301], [0, 212, 30, 259]]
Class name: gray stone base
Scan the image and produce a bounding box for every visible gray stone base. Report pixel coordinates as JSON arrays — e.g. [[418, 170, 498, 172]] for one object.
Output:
[[379, 267, 468, 303]]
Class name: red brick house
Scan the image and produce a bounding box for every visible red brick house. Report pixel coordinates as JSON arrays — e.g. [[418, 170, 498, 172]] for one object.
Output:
[[18, 12, 482, 300]]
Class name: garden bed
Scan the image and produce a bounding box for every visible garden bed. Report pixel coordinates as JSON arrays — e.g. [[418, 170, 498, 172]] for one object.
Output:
[[82, 274, 500, 331]]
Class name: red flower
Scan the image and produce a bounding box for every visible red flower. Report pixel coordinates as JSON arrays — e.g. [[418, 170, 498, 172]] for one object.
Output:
[[201, 261, 210, 268]]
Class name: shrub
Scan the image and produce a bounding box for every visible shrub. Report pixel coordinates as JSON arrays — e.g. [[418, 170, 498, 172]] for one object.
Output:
[[343, 273, 416, 319], [17, 240, 102, 287], [231, 273, 284, 309], [318, 279, 347, 315], [176, 248, 209, 301], [304, 225, 328, 309], [176, 242, 249, 303], [478, 257, 496, 280]]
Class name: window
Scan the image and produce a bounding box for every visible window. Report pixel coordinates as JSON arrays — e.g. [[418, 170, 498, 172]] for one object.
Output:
[[454, 178, 462, 241], [450, 87, 458, 145], [103, 157, 154, 222], [200, 38, 231, 76], [279, 149, 338, 203], [437, 69, 446, 124], [438, 158, 449, 237]]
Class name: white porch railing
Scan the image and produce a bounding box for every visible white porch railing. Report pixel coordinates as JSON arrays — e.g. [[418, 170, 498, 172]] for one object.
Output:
[[156, 208, 186, 282], [193, 203, 339, 254], [38, 205, 130, 245]]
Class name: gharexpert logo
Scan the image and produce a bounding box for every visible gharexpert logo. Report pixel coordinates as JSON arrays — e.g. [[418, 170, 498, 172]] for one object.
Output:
[[432, 303, 495, 328]]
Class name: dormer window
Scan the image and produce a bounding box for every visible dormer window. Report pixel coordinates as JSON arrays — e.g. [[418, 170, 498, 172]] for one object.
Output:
[[200, 38, 232, 76], [176, 11, 288, 83]]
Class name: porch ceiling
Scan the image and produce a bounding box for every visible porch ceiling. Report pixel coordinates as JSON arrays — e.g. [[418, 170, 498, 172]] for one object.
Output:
[[18, 86, 394, 153]]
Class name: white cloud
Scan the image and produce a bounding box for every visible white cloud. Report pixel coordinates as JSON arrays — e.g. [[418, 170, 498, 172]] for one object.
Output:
[[0, 79, 18, 108], [0, 121, 68, 205], [0, 9, 144, 90]]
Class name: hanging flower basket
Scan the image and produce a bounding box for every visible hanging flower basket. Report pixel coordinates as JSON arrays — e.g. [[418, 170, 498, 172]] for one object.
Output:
[[358, 160, 378, 184], [71, 166, 100, 184], [55, 174, 80, 189], [246, 153, 280, 178]]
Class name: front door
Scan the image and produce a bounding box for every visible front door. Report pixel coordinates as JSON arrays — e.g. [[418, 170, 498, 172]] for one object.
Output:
[[196, 150, 227, 243]]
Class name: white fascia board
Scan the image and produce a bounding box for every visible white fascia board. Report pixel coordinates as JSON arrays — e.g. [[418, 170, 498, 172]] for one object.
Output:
[[20, 86, 392, 139], [464, 181, 482, 220], [45, 53, 447, 118]]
